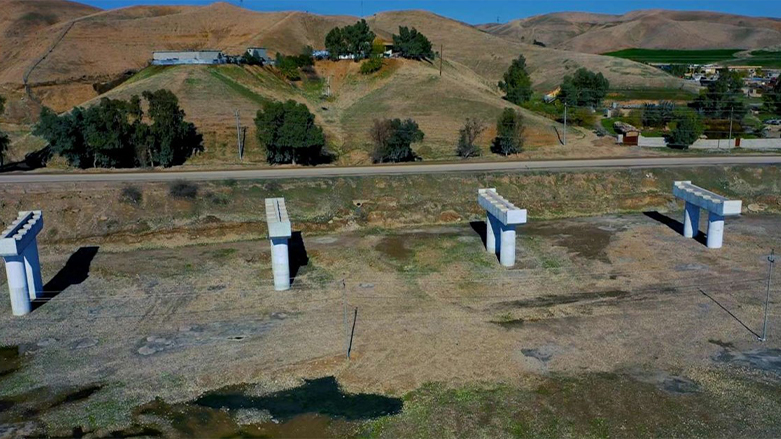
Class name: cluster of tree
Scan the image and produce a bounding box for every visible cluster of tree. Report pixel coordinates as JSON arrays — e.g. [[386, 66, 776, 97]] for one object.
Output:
[[558, 68, 610, 107], [665, 64, 688, 78], [33, 90, 201, 168], [254, 100, 327, 165], [241, 52, 264, 66], [641, 101, 676, 127], [491, 108, 525, 156], [370, 118, 424, 163], [0, 96, 8, 166], [762, 79, 781, 115], [324, 20, 375, 61], [498, 55, 532, 105], [392, 26, 433, 60], [691, 69, 747, 120]]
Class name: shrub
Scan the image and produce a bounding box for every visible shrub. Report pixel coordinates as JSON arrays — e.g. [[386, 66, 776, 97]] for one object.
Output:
[[169, 180, 198, 199], [370, 118, 424, 163], [120, 185, 142, 205], [492, 108, 525, 156], [360, 57, 383, 74], [456, 118, 485, 158]]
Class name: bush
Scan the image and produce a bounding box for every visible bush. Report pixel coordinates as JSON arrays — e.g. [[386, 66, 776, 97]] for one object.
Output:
[[492, 108, 525, 156], [206, 192, 230, 205], [568, 107, 597, 127], [360, 57, 383, 74], [456, 118, 485, 158], [120, 185, 142, 205], [169, 180, 198, 199], [370, 118, 424, 163], [669, 108, 704, 148]]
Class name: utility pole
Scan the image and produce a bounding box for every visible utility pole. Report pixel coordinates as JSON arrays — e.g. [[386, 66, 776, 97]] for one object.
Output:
[[759, 249, 775, 342], [439, 44, 443, 77], [728, 106, 734, 145], [563, 103, 568, 146], [342, 278, 349, 358], [234, 109, 243, 161]]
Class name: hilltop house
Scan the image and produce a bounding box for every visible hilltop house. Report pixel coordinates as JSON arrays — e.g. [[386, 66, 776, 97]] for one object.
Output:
[[152, 50, 226, 66]]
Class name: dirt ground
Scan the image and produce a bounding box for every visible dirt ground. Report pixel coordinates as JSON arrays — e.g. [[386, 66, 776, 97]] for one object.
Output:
[[0, 212, 780, 436]]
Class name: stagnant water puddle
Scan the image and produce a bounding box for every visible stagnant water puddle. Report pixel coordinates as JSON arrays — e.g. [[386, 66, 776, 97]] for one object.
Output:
[[137, 376, 402, 438]]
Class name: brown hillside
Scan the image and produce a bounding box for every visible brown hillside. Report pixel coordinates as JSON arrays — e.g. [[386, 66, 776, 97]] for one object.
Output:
[[367, 10, 688, 91], [479, 9, 781, 53]]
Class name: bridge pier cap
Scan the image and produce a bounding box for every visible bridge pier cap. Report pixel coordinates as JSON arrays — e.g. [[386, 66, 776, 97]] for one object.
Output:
[[478, 189, 527, 266], [672, 181, 741, 248]]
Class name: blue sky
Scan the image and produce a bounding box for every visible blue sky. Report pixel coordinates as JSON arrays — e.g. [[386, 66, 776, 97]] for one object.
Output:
[[79, 0, 779, 24]]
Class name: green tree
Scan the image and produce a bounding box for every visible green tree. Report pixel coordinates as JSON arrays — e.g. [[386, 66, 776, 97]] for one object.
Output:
[[498, 55, 532, 104], [275, 54, 302, 80], [456, 118, 485, 158], [692, 69, 746, 119], [34, 107, 88, 167], [763, 79, 781, 115], [558, 68, 610, 107], [82, 97, 135, 168], [142, 89, 202, 167], [669, 108, 704, 148], [392, 26, 433, 60], [255, 100, 326, 165], [642, 101, 676, 127], [492, 108, 525, 156], [370, 118, 424, 163], [360, 57, 383, 74], [325, 20, 375, 60]]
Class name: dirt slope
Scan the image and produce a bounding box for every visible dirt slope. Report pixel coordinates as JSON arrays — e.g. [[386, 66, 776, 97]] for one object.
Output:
[[479, 9, 781, 53]]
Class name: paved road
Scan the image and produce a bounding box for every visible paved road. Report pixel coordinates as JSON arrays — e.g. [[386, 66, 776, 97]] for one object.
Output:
[[2, 156, 781, 183]]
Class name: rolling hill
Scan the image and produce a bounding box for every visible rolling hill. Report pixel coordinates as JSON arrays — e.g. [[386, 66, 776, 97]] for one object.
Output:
[[478, 9, 781, 54]]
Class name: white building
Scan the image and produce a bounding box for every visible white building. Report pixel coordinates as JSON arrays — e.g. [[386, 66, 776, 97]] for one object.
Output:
[[152, 50, 226, 66]]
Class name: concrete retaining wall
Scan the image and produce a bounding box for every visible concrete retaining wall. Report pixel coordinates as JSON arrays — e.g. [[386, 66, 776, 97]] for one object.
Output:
[[637, 135, 667, 148], [637, 135, 781, 150], [739, 138, 781, 150], [690, 139, 736, 150]]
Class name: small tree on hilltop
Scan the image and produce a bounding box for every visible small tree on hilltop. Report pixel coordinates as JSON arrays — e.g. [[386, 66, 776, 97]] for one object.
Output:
[[492, 108, 525, 156], [498, 55, 532, 105], [255, 100, 326, 165], [669, 108, 704, 149], [370, 118, 424, 163], [456, 118, 485, 158], [392, 26, 433, 60], [325, 20, 375, 60]]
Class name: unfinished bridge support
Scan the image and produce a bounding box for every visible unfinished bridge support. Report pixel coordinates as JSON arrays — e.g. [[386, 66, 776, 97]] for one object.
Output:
[[265, 198, 292, 291], [1, 211, 44, 316], [478, 189, 527, 267], [673, 181, 741, 249]]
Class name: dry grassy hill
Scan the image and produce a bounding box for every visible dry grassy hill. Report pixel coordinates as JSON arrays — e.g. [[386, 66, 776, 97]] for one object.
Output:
[[85, 59, 591, 167], [0, 0, 691, 116], [479, 9, 781, 53]]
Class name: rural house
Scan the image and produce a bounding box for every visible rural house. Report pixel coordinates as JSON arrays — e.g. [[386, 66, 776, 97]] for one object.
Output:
[[152, 50, 226, 65]]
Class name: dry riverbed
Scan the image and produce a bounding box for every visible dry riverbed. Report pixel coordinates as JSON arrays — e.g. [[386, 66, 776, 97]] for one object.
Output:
[[0, 213, 780, 437]]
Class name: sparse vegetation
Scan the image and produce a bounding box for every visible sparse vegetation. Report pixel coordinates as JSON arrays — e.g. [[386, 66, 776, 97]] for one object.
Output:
[[392, 26, 434, 60], [168, 180, 198, 199], [491, 108, 525, 156], [254, 100, 326, 165], [642, 101, 676, 127], [498, 55, 532, 104], [33, 90, 202, 168], [120, 185, 143, 205], [456, 118, 485, 158], [370, 118, 424, 163]]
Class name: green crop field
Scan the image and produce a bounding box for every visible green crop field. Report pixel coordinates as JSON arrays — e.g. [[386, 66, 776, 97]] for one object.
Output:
[[603, 48, 743, 64]]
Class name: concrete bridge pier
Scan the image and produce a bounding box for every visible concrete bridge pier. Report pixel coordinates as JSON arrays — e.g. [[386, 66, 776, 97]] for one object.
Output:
[[23, 239, 43, 300], [499, 224, 517, 267], [683, 201, 700, 238], [486, 213, 497, 254], [707, 212, 725, 249], [4, 256, 31, 316], [270, 237, 290, 291]]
